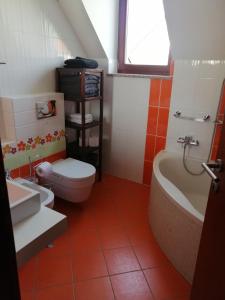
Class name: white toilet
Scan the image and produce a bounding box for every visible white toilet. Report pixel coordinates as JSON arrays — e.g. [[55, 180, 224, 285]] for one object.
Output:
[[41, 158, 96, 203]]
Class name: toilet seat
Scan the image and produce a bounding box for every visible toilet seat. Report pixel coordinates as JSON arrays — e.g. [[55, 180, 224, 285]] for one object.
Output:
[[53, 158, 95, 179], [49, 158, 96, 188], [42, 158, 96, 203]]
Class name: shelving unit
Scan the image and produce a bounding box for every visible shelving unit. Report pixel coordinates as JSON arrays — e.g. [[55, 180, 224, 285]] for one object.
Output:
[[56, 68, 103, 180]]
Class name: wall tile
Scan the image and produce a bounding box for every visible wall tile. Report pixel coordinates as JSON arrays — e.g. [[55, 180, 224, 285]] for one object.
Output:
[[211, 145, 219, 161], [155, 137, 166, 156], [167, 60, 225, 161], [149, 79, 161, 106], [157, 108, 169, 137], [143, 161, 153, 185], [143, 78, 173, 185], [14, 111, 37, 127], [0, 0, 86, 96], [213, 125, 222, 146], [144, 135, 156, 162], [109, 76, 149, 183], [147, 107, 158, 135], [219, 87, 225, 115], [160, 79, 172, 108]]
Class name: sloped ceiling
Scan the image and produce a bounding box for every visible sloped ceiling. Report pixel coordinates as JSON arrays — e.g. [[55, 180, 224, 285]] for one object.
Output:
[[82, 0, 119, 60], [163, 0, 225, 59], [58, 0, 106, 59]]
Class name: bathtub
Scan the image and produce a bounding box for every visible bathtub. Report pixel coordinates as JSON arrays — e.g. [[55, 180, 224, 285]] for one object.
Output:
[[149, 150, 211, 283]]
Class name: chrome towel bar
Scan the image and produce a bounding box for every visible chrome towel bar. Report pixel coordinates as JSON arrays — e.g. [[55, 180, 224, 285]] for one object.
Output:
[[173, 111, 211, 122]]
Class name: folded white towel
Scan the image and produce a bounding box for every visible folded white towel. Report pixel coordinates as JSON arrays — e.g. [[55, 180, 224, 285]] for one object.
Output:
[[68, 113, 93, 120], [68, 117, 93, 124], [67, 113, 93, 124]]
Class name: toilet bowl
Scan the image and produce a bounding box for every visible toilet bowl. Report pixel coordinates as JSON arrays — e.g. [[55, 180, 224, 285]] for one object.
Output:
[[41, 158, 96, 203]]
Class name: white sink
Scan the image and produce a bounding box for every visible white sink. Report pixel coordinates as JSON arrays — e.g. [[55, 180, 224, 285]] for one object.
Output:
[[7, 180, 41, 225], [15, 178, 54, 208]]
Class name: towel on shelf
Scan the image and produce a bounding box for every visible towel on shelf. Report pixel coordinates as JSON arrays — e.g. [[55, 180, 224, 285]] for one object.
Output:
[[67, 113, 93, 124], [85, 74, 100, 83], [64, 57, 98, 69]]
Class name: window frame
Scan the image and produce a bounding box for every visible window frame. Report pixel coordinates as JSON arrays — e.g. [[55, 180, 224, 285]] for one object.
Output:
[[118, 0, 171, 76]]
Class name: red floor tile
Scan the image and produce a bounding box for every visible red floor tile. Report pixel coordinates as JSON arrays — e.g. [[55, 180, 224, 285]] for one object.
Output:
[[19, 257, 37, 291], [119, 209, 150, 228], [19, 174, 192, 300], [144, 266, 191, 300], [75, 277, 114, 300], [104, 247, 140, 275], [70, 229, 101, 253], [72, 250, 108, 281], [126, 224, 155, 246], [36, 284, 74, 300], [94, 209, 122, 228], [38, 231, 71, 259], [111, 271, 153, 300], [68, 208, 96, 232], [37, 255, 72, 289], [99, 225, 130, 249], [133, 242, 170, 269]]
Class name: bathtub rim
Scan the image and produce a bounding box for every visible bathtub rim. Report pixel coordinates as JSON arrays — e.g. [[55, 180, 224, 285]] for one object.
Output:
[[153, 150, 205, 224]]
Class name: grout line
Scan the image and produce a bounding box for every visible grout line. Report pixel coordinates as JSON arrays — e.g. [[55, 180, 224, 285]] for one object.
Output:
[[142, 269, 156, 300], [97, 226, 116, 299]]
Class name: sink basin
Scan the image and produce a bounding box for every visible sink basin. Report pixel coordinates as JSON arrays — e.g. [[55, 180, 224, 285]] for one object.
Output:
[[7, 180, 41, 225], [15, 178, 54, 208]]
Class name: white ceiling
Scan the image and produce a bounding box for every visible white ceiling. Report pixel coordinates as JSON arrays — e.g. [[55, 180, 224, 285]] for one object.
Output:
[[163, 0, 225, 59]]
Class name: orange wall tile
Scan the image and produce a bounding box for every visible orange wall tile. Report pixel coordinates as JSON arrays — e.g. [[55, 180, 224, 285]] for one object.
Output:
[[155, 137, 166, 156], [144, 135, 156, 162], [149, 79, 161, 106], [143, 161, 153, 186], [210, 84, 225, 160], [147, 107, 158, 135], [160, 79, 172, 108], [9, 150, 66, 179], [143, 78, 173, 185], [219, 88, 225, 115], [157, 108, 169, 137]]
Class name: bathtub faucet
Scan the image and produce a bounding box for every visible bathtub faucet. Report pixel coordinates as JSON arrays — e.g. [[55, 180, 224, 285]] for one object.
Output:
[[177, 136, 199, 146]]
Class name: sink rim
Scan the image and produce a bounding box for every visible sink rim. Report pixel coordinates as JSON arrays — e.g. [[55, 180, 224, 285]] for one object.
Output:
[[14, 178, 54, 207], [7, 180, 40, 208]]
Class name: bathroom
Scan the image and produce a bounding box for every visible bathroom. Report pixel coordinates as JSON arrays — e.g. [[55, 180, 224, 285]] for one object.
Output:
[[0, 0, 225, 299]]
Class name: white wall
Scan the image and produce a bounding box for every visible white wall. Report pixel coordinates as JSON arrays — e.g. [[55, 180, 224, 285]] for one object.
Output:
[[166, 60, 225, 161], [82, 0, 119, 72], [164, 0, 225, 59], [0, 0, 86, 96], [1, 93, 64, 142], [105, 76, 149, 183], [58, 0, 106, 60]]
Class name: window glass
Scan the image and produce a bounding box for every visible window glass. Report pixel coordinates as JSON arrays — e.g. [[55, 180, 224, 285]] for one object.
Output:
[[125, 0, 170, 66]]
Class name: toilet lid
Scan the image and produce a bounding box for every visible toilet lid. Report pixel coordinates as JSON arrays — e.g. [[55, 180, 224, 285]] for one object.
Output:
[[52, 158, 96, 180]]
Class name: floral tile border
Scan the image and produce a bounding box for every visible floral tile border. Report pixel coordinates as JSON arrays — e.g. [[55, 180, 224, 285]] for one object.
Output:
[[2, 129, 65, 158]]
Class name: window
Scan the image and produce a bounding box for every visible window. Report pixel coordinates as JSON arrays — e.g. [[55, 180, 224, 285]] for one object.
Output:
[[118, 0, 171, 75]]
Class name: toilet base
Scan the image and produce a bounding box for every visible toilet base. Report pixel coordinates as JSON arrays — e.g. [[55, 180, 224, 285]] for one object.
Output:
[[44, 180, 94, 203]]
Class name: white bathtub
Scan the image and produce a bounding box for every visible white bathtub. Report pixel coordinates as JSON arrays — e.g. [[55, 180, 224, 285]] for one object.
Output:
[[149, 150, 211, 283]]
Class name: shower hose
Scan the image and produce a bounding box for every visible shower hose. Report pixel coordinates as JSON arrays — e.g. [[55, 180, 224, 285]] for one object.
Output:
[[182, 143, 205, 176]]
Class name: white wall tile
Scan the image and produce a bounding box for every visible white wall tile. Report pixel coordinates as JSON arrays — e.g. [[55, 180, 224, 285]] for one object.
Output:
[[2, 93, 65, 142], [106, 76, 149, 183], [15, 124, 39, 141], [0, 0, 86, 96], [166, 60, 225, 161]]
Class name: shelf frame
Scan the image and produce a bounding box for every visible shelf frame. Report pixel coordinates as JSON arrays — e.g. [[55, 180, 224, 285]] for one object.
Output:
[[57, 68, 104, 181]]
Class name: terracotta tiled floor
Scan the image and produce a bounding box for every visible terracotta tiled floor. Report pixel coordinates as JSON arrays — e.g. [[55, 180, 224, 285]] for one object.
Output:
[[19, 174, 191, 300]]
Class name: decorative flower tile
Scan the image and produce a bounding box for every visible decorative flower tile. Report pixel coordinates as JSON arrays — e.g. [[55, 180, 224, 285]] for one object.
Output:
[[2, 129, 65, 158]]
